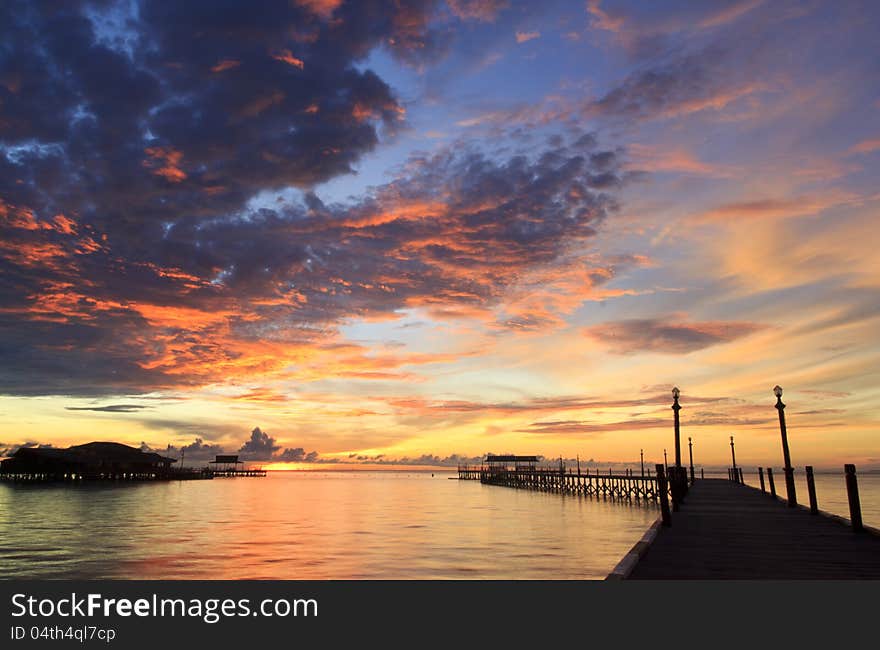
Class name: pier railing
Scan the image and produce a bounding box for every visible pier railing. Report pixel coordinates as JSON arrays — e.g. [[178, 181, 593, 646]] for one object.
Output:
[[457, 464, 691, 505], [745, 463, 870, 533]]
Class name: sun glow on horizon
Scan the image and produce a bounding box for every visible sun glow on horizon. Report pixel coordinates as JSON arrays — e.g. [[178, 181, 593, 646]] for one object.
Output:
[[0, 1, 878, 470]]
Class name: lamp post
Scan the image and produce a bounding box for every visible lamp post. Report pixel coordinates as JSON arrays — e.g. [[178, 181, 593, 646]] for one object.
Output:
[[774, 385, 797, 507], [672, 387, 682, 468], [640, 449, 644, 477], [688, 437, 694, 484], [730, 435, 736, 470], [663, 448, 668, 475]]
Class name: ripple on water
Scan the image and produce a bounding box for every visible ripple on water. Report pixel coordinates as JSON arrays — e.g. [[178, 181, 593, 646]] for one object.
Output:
[[0, 473, 660, 579]]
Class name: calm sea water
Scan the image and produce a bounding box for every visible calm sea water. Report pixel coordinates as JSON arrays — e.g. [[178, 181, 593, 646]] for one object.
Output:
[[0, 471, 659, 580], [738, 469, 880, 527]]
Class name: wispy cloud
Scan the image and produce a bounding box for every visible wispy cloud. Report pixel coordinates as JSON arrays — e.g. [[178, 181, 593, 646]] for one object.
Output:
[[515, 30, 540, 43], [585, 318, 765, 354], [65, 404, 152, 413], [848, 138, 880, 155]]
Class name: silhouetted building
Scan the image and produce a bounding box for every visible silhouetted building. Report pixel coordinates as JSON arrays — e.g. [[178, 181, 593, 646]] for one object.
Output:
[[0, 441, 176, 476], [485, 454, 539, 472], [209, 454, 243, 471]]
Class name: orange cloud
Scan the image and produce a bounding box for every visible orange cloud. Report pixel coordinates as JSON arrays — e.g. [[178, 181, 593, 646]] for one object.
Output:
[[515, 30, 540, 43], [23, 285, 126, 323], [848, 138, 880, 155], [657, 83, 767, 120], [351, 103, 375, 122], [272, 50, 305, 69], [211, 59, 241, 73], [586, 0, 625, 34], [231, 388, 290, 403], [294, 0, 342, 19], [51, 214, 78, 235], [447, 0, 508, 22], [1, 203, 80, 234], [143, 147, 187, 183], [693, 192, 860, 222], [627, 143, 729, 177]]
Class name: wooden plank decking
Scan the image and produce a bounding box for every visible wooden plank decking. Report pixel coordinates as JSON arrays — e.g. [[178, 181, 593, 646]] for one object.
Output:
[[627, 479, 880, 579]]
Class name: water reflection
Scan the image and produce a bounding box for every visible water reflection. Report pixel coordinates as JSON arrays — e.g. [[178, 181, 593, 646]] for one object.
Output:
[[0, 472, 658, 579]]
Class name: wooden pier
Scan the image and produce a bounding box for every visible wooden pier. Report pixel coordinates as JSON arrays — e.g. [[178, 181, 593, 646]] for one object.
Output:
[[458, 464, 662, 501], [210, 468, 267, 478], [0, 466, 267, 483], [0, 468, 215, 483], [618, 478, 880, 579]]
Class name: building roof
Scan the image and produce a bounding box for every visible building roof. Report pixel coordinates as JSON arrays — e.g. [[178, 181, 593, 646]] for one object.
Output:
[[5, 442, 176, 467], [210, 454, 240, 464]]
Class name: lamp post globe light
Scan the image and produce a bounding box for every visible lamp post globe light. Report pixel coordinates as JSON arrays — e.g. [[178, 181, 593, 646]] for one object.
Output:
[[688, 437, 694, 484], [774, 385, 797, 507], [730, 435, 736, 470], [672, 387, 682, 468]]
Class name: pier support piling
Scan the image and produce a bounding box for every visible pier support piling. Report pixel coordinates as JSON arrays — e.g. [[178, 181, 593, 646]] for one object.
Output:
[[805, 466, 818, 515], [844, 464, 864, 532], [657, 464, 671, 527]]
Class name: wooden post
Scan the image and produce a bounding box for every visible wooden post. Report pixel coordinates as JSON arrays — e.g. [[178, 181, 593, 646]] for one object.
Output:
[[669, 466, 680, 512], [738, 467, 744, 484], [758, 467, 766, 493], [774, 386, 797, 508], [688, 437, 695, 485], [844, 464, 864, 532], [805, 465, 818, 515], [656, 464, 671, 527], [700, 468, 704, 480], [672, 387, 682, 468], [767, 467, 776, 498]]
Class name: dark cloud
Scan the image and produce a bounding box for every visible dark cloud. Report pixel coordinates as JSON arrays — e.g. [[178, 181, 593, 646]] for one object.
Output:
[[238, 426, 281, 460], [0, 441, 53, 457], [65, 404, 151, 413], [0, 3, 624, 399], [339, 452, 484, 466], [685, 411, 770, 427], [140, 436, 226, 461], [277, 447, 320, 462], [519, 418, 668, 435], [141, 431, 320, 463], [180, 437, 227, 460], [385, 453, 481, 466], [0, 123, 620, 394], [384, 391, 731, 419], [594, 48, 732, 120], [585, 317, 764, 354], [0, 0, 450, 396], [0, 0, 444, 232]]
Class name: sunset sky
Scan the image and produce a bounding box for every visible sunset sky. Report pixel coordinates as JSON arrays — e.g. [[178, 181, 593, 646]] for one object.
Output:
[[1, 0, 878, 469]]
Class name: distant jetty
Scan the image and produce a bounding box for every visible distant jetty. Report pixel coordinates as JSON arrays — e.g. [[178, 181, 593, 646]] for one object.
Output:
[[0, 442, 265, 483]]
